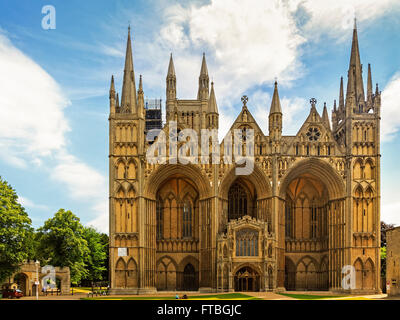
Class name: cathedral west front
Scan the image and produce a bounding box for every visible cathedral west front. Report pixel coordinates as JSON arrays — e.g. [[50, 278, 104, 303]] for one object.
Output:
[[108, 23, 381, 294]]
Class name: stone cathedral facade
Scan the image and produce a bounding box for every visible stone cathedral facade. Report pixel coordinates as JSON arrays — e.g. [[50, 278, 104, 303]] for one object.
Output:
[[108, 24, 381, 294]]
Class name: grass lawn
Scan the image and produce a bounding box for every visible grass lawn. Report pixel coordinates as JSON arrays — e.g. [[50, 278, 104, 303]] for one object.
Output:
[[278, 293, 346, 300], [81, 293, 262, 300]]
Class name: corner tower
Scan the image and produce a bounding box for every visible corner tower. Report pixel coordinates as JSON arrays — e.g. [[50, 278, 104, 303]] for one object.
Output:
[[109, 27, 149, 294], [332, 20, 381, 293]]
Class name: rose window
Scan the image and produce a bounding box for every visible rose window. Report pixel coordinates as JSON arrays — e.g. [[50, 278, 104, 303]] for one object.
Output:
[[306, 127, 321, 141]]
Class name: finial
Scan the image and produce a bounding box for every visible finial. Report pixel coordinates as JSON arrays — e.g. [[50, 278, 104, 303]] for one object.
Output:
[[310, 98, 317, 108], [241, 95, 248, 107]]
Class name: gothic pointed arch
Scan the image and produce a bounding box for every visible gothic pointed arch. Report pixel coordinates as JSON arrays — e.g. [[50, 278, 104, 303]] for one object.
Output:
[[354, 258, 363, 289], [218, 163, 272, 199], [279, 158, 345, 200], [115, 258, 126, 288], [126, 258, 138, 287], [144, 163, 211, 200]]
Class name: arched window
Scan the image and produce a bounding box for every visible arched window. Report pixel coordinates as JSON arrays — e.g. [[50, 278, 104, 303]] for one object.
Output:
[[236, 229, 258, 256], [156, 196, 163, 239], [182, 201, 192, 238], [228, 183, 249, 221], [310, 202, 318, 239], [285, 199, 293, 238]]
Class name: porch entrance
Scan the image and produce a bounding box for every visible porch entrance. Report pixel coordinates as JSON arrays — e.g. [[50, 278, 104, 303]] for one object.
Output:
[[234, 266, 260, 292]]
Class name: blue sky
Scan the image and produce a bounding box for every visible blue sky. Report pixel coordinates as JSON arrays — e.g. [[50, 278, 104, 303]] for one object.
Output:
[[0, 0, 400, 233]]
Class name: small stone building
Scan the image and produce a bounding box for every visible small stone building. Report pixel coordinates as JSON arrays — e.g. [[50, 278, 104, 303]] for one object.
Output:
[[386, 226, 400, 296], [1, 261, 70, 296]]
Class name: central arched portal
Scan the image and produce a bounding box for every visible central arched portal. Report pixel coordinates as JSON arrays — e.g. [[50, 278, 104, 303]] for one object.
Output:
[[234, 266, 260, 292]]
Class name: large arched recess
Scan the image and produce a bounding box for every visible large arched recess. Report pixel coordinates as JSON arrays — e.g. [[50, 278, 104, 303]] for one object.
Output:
[[279, 158, 345, 200], [144, 163, 212, 200], [218, 163, 272, 200], [278, 158, 346, 291]]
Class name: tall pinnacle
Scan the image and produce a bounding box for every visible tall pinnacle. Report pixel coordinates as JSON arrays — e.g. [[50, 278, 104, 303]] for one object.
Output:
[[347, 18, 365, 105], [200, 52, 208, 76], [109, 75, 115, 98], [339, 76, 344, 110], [198, 53, 209, 100], [367, 63, 373, 101], [269, 81, 282, 114], [322, 103, 330, 130], [208, 81, 218, 113], [120, 26, 137, 113], [167, 53, 176, 77]]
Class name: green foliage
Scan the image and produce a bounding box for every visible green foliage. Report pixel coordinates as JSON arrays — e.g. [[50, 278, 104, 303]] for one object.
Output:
[[0, 176, 34, 283], [82, 227, 107, 283], [381, 246, 387, 277], [381, 221, 393, 277], [381, 246, 387, 259], [35, 209, 90, 285]]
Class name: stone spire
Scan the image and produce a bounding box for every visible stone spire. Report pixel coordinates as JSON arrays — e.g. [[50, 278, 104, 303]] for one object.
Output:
[[339, 76, 345, 111], [167, 53, 176, 77], [120, 26, 137, 113], [109, 75, 116, 114], [269, 81, 282, 140], [109, 75, 115, 99], [208, 81, 218, 113], [346, 18, 365, 107], [322, 102, 330, 130], [197, 53, 209, 100], [116, 93, 120, 112], [269, 81, 282, 115], [166, 53, 176, 101], [367, 63, 373, 103], [137, 74, 144, 119]]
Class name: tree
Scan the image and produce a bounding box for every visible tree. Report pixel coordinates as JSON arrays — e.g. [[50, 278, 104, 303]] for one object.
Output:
[[82, 227, 107, 288], [36, 209, 90, 285], [0, 176, 34, 283], [381, 221, 394, 277], [100, 233, 109, 283]]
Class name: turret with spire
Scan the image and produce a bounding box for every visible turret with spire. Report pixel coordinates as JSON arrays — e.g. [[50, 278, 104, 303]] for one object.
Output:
[[269, 81, 282, 141], [207, 81, 219, 129], [166, 53, 176, 101], [346, 18, 365, 113], [109, 75, 116, 115], [198, 53, 209, 101], [322, 102, 330, 130], [166, 53, 177, 121], [120, 26, 137, 114], [137, 75, 145, 119]]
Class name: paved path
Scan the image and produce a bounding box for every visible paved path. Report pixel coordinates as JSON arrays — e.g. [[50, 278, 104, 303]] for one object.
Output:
[[14, 292, 392, 301]]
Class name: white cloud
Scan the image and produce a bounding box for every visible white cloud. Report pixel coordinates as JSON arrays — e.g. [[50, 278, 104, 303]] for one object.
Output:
[[0, 33, 70, 167], [50, 152, 107, 200], [295, 0, 399, 41], [86, 200, 109, 234], [381, 73, 400, 142], [0, 32, 108, 232], [18, 196, 49, 211], [138, 0, 306, 105], [382, 202, 400, 227]]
